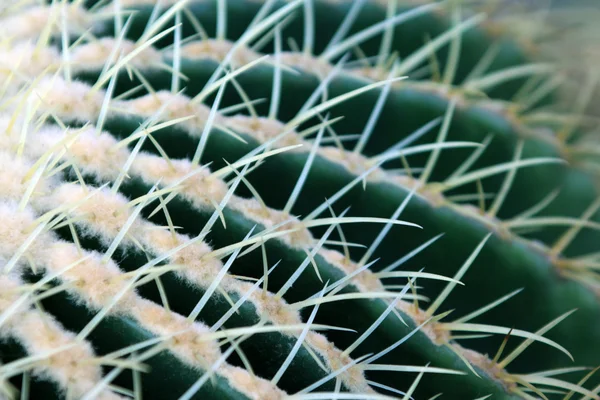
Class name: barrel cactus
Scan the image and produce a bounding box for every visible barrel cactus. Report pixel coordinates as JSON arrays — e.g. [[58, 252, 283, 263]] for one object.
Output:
[[1, 0, 599, 399]]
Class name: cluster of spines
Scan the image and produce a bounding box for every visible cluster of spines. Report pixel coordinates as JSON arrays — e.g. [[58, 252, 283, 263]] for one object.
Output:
[[2, 0, 600, 399]]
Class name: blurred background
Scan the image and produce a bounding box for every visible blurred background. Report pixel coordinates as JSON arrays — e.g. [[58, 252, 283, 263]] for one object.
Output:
[[485, 0, 600, 116]]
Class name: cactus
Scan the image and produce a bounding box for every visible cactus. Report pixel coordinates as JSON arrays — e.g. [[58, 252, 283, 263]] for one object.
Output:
[[1, 0, 600, 399]]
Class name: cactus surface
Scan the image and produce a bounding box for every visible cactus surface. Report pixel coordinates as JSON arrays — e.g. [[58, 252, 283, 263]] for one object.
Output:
[[1, 1, 600, 399]]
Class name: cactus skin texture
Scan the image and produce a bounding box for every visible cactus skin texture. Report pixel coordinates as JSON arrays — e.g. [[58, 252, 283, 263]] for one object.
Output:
[[2, 0, 600, 399]]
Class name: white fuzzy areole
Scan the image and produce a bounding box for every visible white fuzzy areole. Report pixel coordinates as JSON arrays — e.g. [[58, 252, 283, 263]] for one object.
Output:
[[49, 183, 142, 245], [460, 343, 518, 393], [114, 91, 219, 134], [306, 331, 373, 394], [349, 65, 390, 82], [140, 228, 226, 285], [459, 346, 516, 392], [178, 39, 261, 67], [31, 124, 126, 181], [0, 115, 31, 148], [318, 146, 387, 181], [318, 248, 385, 292], [279, 52, 333, 78], [0, 151, 58, 209], [396, 302, 451, 345], [0, 0, 42, 15], [0, 202, 53, 264], [221, 365, 286, 400], [317, 146, 453, 210], [226, 115, 305, 149], [133, 153, 229, 208], [0, 117, 59, 159], [130, 298, 222, 365], [31, 119, 231, 211], [31, 77, 104, 123], [0, 42, 59, 82], [0, 4, 91, 41], [66, 127, 130, 179], [0, 120, 125, 184], [390, 174, 448, 208], [251, 289, 303, 327], [43, 241, 139, 312], [0, 38, 162, 89], [0, 274, 27, 318], [71, 38, 162, 70], [229, 197, 314, 248]]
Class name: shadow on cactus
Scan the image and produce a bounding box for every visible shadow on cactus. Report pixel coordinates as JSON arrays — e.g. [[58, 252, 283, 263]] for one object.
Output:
[[1, 0, 600, 399]]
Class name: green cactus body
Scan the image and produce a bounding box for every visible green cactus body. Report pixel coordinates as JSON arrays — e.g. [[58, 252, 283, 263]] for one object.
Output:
[[1, 1, 599, 400]]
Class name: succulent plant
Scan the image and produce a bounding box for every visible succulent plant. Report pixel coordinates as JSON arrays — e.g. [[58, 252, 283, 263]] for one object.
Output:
[[1, 0, 600, 399]]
